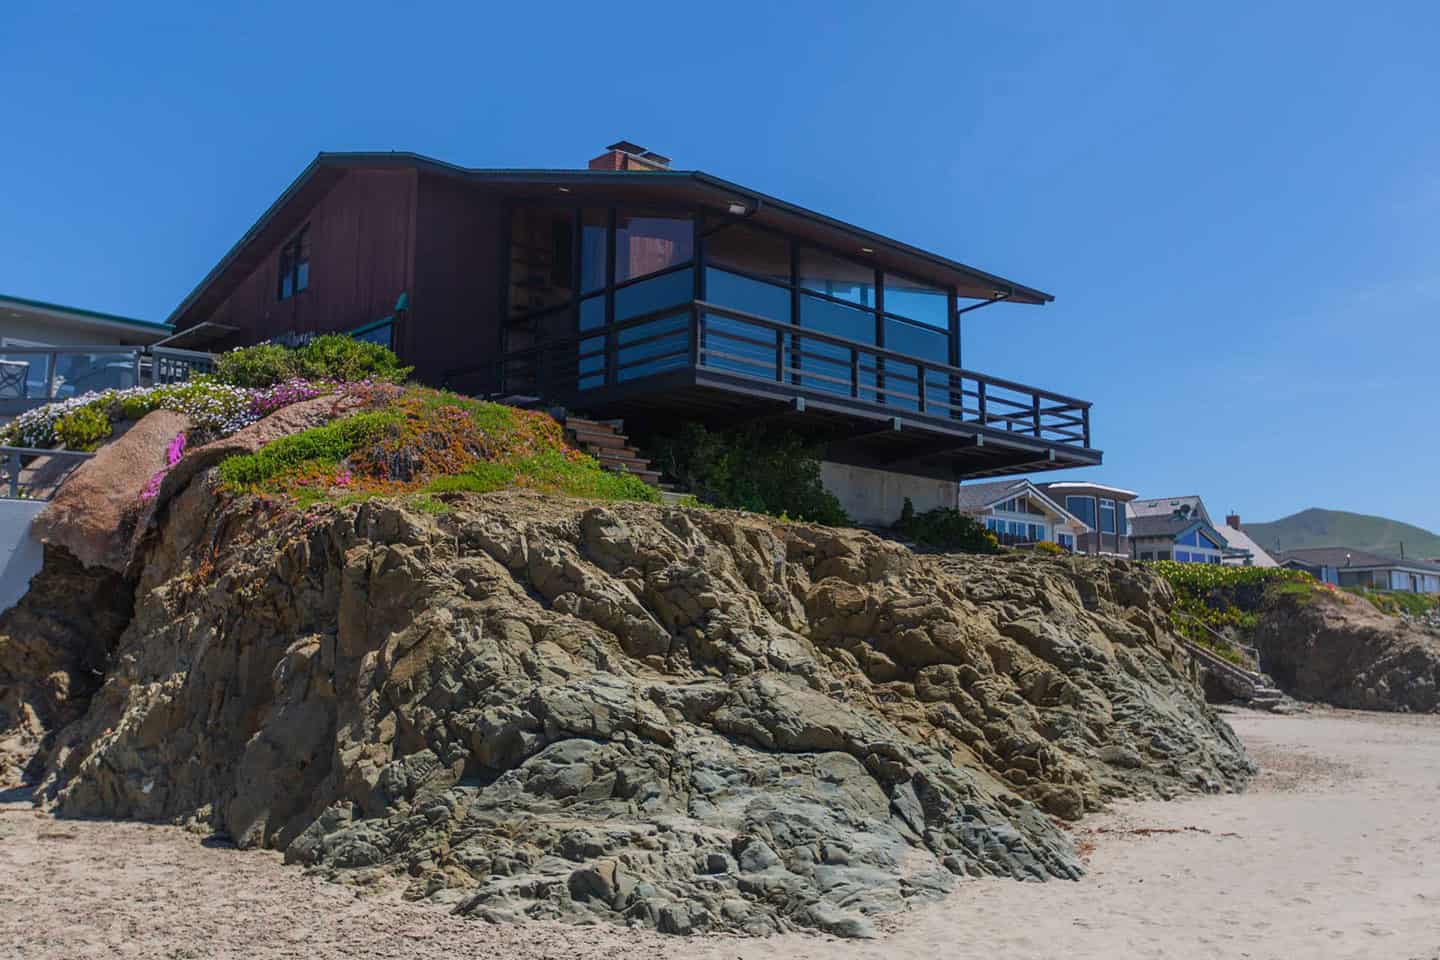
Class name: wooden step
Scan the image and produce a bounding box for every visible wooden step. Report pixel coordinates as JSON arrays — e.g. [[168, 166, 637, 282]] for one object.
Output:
[[568, 428, 631, 450], [597, 452, 653, 470], [565, 416, 623, 434]]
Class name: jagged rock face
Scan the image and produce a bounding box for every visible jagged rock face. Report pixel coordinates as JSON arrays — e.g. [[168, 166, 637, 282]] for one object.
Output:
[[32, 486, 1250, 937], [0, 545, 132, 785], [1255, 591, 1440, 712]]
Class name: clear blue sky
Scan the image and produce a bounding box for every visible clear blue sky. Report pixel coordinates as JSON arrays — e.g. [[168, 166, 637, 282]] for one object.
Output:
[[2, 2, 1437, 529]]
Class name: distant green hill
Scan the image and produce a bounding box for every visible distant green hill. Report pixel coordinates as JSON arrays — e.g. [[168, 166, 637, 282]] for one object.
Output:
[[1243, 508, 1440, 560]]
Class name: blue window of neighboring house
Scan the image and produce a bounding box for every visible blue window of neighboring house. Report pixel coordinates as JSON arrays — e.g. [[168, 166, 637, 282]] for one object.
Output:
[[1009, 521, 1024, 536], [1176, 550, 1190, 562], [1058, 533, 1075, 551], [1177, 530, 1199, 547], [1117, 507, 1128, 535], [352, 321, 393, 350], [1067, 496, 1096, 527], [1099, 498, 1116, 534], [985, 518, 1000, 532], [277, 225, 310, 300], [1028, 523, 1044, 541]]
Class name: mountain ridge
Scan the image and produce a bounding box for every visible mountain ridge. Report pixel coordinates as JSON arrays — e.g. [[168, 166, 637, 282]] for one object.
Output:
[[1243, 508, 1440, 560]]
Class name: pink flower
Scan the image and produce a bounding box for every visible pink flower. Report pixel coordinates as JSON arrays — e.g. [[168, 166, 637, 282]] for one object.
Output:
[[334, 468, 353, 487], [166, 431, 187, 466]]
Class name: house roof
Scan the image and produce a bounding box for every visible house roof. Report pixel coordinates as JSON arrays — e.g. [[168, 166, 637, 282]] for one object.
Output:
[[1214, 523, 1277, 567], [167, 151, 1056, 330], [1036, 481, 1139, 500], [1129, 513, 1227, 546], [956, 478, 1088, 528], [0, 292, 171, 339], [1278, 546, 1440, 574], [1129, 495, 1214, 527]]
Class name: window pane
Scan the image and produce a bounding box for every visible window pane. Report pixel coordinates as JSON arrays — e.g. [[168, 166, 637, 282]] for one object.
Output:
[[882, 318, 952, 410], [577, 295, 606, 389], [798, 248, 875, 306], [580, 209, 608, 294], [1066, 496, 1096, 527], [615, 212, 692, 283], [615, 268, 693, 321], [884, 273, 947, 328], [706, 223, 790, 283], [1099, 501, 1116, 534], [510, 206, 576, 316], [706, 268, 789, 321], [353, 323, 392, 349]]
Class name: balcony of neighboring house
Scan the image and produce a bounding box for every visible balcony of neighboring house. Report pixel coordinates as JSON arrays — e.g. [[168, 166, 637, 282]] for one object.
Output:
[[477, 202, 1102, 481], [0, 344, 215, 418]]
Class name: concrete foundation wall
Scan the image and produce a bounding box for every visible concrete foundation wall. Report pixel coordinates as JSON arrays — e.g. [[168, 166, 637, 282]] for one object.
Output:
[[820, 461, 957, 527], [0, 499, 45, 612]]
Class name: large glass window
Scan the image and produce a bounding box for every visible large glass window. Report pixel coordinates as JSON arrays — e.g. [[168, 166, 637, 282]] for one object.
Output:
[[706, 223, 790, 283], [509, 207, 575, 316], [580, 209, 608, 294], [615, 212, 692, 283], [578, 295, 606, 390], [883, 272, 948, 329], [799, 248, 876, 306], [1099, 498, 1117, 534], [277, 225, 310, 301]]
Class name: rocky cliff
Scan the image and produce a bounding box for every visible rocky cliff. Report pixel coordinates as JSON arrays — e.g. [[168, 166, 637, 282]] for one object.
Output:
[[1255, 590, 1440, 712], [0, 469, 1252, 937]]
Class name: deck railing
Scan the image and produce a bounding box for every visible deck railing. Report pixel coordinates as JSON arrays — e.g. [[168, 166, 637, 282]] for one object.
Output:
[[0, 447, 94, 501], [494, 301, 1093, 450], [0, 345, 213, 410]]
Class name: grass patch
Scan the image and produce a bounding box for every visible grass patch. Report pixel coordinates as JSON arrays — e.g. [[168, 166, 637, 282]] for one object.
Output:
[[217, 386, 660, 509]]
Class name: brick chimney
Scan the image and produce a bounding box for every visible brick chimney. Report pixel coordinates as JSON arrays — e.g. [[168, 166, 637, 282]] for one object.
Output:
[[1226, 512, 1241, 530], [588, 140, 671, 171]]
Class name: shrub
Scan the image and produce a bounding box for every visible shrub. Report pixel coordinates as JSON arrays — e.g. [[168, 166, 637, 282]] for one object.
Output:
[[53, 404, 112, 451], [1148, 561, 1317, 653], [211, 343, 297, 388], [294, 335, 411, 384], [895, 505, 1000, 553], [1032, 540, 1067, 556], [212, 336, 412, 389], [647, 423, 848, 526]]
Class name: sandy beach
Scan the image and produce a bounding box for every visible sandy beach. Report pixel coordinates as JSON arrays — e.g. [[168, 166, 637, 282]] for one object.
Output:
[[2, 708, 1438, 959]]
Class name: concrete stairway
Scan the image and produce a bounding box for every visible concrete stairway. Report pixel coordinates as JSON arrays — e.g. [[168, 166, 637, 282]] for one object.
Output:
[[562, 416, 661, 487]]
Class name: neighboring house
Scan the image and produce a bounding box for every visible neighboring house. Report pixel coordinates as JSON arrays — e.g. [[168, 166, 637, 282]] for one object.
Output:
[[956, 479, 1090, 550], [1130, 511, 1231, 564], [1217, 512, 1277, 567], [1036, 481, 1136, 556], [1279, 547, 1440, 594], [165, 141, 1102, 525], [0, 293, 172, 412], [1130, 494, 1213, 528]]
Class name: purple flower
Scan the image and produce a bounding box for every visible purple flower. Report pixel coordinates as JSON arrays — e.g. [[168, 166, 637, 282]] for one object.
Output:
[[166, 431, 187, 466]]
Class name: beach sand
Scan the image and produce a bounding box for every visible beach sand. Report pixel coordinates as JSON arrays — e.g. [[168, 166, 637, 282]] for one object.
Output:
[[2, 708, 1437, 959]]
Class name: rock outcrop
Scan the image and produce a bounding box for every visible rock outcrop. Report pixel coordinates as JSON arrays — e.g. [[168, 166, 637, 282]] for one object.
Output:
[[1255, 590, 1440, 712], [0, 545, 132, 785], [31, 410, 190, 571], [18, 476, 1250, 937]]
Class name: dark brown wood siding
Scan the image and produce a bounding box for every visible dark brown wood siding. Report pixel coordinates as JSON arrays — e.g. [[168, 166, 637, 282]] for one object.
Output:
[[405, 174, 503, 389], [202, 168, 418, 346]]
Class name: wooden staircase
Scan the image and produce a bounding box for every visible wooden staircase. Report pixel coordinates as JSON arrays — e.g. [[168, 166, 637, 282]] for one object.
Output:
[[563, 416, 662, 487]]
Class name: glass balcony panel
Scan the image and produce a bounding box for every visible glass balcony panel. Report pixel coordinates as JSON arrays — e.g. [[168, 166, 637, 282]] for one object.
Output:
[[52, 352, 139, 399], [615, 268, 693, 321], [798, 295, 877, 399], [883, 317, 950, 412], [0, 351, 51, 400], [616, 311, 689, 382], [703, 269, 790, 379]]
